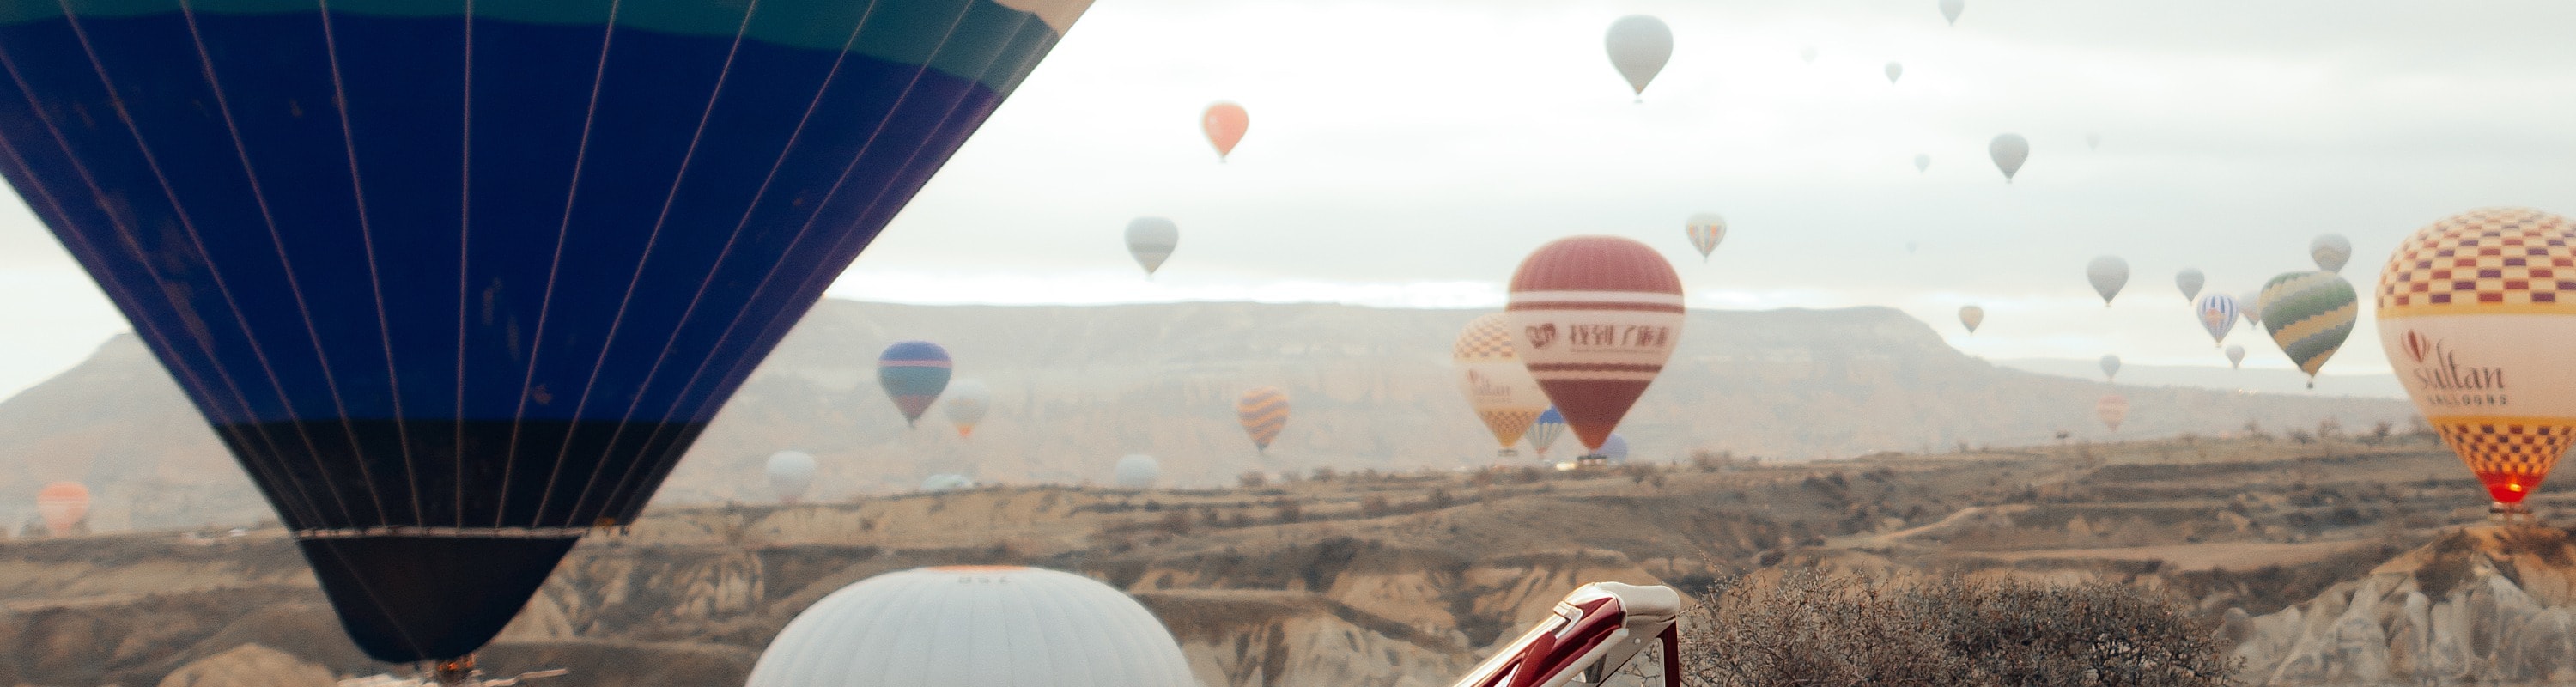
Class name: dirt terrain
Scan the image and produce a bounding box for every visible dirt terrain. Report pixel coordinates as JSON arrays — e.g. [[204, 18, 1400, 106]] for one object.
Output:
[[0, 427, 2550, 686]]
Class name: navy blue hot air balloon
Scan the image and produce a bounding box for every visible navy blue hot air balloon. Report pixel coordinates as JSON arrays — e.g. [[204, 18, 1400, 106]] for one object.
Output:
[[0, 0, 1092, 667], [877, 340, 951, 427]]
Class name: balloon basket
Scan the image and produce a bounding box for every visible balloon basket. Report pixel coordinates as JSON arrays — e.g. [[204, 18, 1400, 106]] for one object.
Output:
[[1497, 449, 1519, 458], [1576, 455, 1608, 469], [425, 656, 568, 687], [2491, 502, 2536, 523]]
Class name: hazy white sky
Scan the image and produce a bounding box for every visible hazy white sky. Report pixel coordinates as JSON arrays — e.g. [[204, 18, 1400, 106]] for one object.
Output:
[[5, 0, 2576, 398]]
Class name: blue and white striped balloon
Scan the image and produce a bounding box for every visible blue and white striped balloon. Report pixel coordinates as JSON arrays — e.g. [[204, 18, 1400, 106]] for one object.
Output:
[[2196, 294, 2239, 346], [1528, 408, 1568, 459]]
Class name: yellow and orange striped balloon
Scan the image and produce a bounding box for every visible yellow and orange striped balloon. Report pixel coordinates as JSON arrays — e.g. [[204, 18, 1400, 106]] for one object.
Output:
[[1236, 386, 1291, 452]]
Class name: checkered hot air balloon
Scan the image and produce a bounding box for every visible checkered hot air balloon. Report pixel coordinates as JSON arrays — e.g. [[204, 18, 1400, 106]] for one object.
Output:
[[1506, 236, 1684, 456], [1455, 313, 1548, 457], [2196, 294, 2239, 345], [1528, 408, 1567, 459], [878, 341, 953, 428], [2259, 271, 2358, 388], [1236, 386, 1290, 452], [2378, 207, 2576, 513]]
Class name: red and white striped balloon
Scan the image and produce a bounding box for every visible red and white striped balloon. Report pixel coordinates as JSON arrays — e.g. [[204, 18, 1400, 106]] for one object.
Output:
[[1505, 236, 1685, 453]]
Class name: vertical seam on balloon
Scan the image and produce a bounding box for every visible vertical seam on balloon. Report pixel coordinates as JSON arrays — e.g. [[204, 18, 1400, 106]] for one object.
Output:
[[35, 0, 360, 526], [562, 0, 881, 525], [315, 0, 422, 527], [455, 0, 473, 530], [495, 0, 623, 527], [0, 117, 321, 527], [534, 0, 767, 526], [177, 0, 407, 530], [586, 1, 1012, 514]]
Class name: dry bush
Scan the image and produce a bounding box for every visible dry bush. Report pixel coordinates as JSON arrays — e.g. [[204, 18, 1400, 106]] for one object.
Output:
[[1679, 570, 2233, 687]]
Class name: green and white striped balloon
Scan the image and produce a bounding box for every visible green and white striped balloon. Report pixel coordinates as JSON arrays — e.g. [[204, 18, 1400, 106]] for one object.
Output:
[[2258, 271, 2360, 387]]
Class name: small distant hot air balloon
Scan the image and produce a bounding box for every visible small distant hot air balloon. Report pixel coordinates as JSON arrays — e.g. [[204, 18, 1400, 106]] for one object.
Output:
[[767, 452, 816, 505], [2239, 289, 2264, 327], [1203, 102, 1249, 162], [2099, 354, 2122, 382], [1598, 434, 1631, 464], [1884, 62, 1904, 84], [1800, 46, 1818, 64], [1114, 454, 1162, 489], [878, 341, 953, 428], [2311, 234, 2353, 272], [1914, 154, 1931, 173], [2225, 344, 2246, 369], [1686, 214, 1727, 261], [1939, 0, 1965, 25], [1959, 306, 1984, 333], [1507, 237, 1685, 456], [2176, 269, 2205, 301], [1237, 387, 1290, 453], [1127, 217, 1180, 278], [1606, 15, 1674, 102], [944, 380, 993, 438], [921, 474, 976, 493], [2087, 132, 2102, 151], [1990, 134, 2029, 182], [2260, 271, 2358, 388], [2380, 208, 2576, 513], [34, 483, 87, 537], [2196, 294, 2239, 345], [2087, 256, 2129, 306], [1529, 408, 1568, 459], [2096, 394, 2129, 432], [1455, 314, 1550, 457]]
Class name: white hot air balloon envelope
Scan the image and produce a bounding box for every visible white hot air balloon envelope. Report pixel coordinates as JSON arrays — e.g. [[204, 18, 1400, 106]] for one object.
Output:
[[1990, 134, 2029, 182], [2176, 268, 2205, 301], [2225, 344, 2246, 368], [1126, 217, 1179, 277], [1884, 62, 1903, 83], [920, 474, 975, 493], [2239, 289, 2264, 326], [2099, 354, 2122, 381], [745, 566, 1196, 687], [1605, 15, 1673, 101], [1800, 46, 1817, 64], [766, 451, 817, 504], [942, 380, 993, 437], [2087, 132, 2102, 150], [1939, 0, 1964, 25], [1913, 154, 1930, 173], [2087, 256, 2129, 305], [2312, 234, 2353, 272], [1115, 454, 1161, 489]]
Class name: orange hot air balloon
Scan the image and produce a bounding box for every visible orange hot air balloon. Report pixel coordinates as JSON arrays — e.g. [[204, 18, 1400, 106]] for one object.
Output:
[[1505, 237, 1685, 455], [1237, 386, 1290, 452], [1203, 102, 1249, 162], [2379, 208, 2576, 514], [2096, 394, 2129, 432], [35, 482, 88, 537]]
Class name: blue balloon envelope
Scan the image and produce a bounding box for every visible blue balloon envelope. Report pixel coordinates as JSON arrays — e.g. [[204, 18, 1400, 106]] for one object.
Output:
[[0, 0, 1085, 664], [878, 340, 952, 426], [1528, 407, 1567, 459]]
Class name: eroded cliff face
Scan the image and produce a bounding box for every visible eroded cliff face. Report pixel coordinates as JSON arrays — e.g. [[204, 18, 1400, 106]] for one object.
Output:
[[2231, 526, 2576, 685]]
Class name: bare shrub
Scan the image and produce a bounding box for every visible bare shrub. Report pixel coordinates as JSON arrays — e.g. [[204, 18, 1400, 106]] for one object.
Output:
[[1679, 570, 2233, 687]]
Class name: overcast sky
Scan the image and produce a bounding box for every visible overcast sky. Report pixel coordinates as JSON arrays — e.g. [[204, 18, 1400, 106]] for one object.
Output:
[[3, 0, 2575, 398]]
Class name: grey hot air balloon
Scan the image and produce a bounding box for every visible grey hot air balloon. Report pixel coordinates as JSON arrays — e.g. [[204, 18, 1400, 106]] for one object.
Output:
[[1939, 0, 1964, 25], [2087, 256, 2129, 306], [1606, 15, 1674, 102], [1990, 134, 2029, 182], [1914, 154, 1930, 173], [767, 451, 816, 505], [1126, 217, 1179, 278], [2087, 132, 2102, 150], [1959, 306, 1984, 333], [2239, 289, 2263, 326], [1885, 62, 1904, 84], [745, 567, 1198, 687], [1800, 46, 1818, 64], [2311, 234, 2353, 272], [2225, 344, 2246, 369], [2176, 268, 2205, 301], [2099, 354, 2122, 381], [1115, 454, 1162, 489]]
